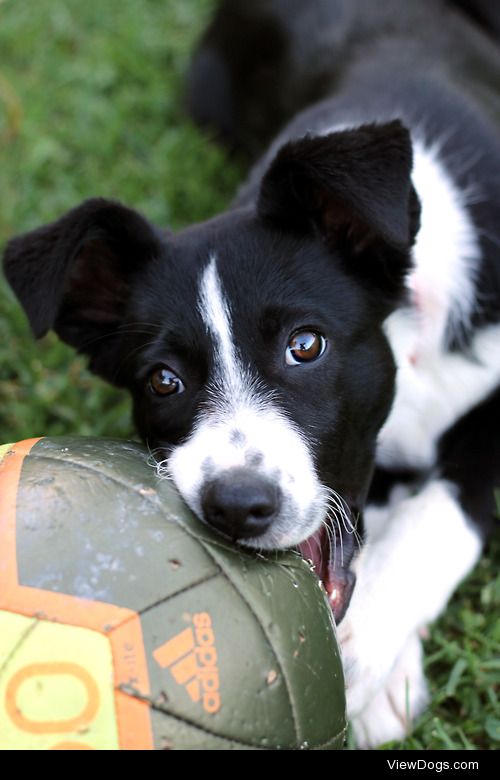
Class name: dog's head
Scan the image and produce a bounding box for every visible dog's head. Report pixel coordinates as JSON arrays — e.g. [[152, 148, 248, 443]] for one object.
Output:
[[3, 121, 420, 620]]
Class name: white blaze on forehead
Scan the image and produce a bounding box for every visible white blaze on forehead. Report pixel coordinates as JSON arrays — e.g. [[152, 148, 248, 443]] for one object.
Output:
[[197, 254, 245, 399]]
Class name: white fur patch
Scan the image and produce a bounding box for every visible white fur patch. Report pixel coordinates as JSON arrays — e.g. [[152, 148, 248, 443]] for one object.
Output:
[[339, 479, 482, 727], [378, 321, 500, 469], [374, 135, 495, 470], [166, 255, 325, 548], [409, 138, 480, 352]]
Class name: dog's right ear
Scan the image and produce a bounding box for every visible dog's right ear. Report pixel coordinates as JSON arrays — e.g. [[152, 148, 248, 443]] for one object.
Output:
[[2, 198, 163, 381]]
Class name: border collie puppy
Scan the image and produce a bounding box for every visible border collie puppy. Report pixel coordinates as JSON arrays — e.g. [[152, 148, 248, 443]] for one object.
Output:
[[3, 0, 500, 748]]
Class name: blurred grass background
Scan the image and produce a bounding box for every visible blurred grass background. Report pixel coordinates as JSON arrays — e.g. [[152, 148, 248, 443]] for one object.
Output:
[[0, 0, 241, 440], [0, 0, 498, 750]]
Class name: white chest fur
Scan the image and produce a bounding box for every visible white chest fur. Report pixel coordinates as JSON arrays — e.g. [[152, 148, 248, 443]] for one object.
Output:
[[376, 137, 500, 470], [377, 315, 500, 469]]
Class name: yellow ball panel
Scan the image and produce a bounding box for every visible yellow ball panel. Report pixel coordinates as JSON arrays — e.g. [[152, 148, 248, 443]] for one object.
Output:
[[0, 612, 120, 750]]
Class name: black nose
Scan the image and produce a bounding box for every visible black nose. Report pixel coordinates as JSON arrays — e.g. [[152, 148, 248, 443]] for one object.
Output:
[[201, 468, 281, 541]]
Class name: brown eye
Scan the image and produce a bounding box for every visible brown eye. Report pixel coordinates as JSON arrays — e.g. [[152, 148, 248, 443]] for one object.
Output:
[[286, 330, 327, 366], [149, 366, 185, 396]]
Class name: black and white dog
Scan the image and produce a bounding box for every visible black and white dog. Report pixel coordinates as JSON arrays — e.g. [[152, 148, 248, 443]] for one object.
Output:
[[3, 0, 500, 748]]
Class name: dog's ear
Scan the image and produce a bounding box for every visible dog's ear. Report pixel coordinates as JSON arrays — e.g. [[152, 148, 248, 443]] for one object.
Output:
[[258, 121, 420, 302], [2, 198, 163, 382]]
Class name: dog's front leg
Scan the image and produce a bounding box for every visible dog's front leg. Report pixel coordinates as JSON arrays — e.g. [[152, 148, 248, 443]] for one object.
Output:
[[338, 478, 483, 747], [339, 383, 500, 747]]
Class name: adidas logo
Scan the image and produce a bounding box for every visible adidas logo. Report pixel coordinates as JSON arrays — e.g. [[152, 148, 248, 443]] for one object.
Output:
[[153, 612, 221, 714]]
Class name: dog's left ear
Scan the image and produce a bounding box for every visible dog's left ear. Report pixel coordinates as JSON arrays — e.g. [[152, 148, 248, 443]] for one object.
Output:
[[258, 120, 420, 302]]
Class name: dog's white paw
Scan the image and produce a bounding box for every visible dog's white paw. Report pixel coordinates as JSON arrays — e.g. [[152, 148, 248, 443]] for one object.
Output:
[[337, 588, 406, 716], [337, 562, 428, 721], [349, 632, 429, 749]]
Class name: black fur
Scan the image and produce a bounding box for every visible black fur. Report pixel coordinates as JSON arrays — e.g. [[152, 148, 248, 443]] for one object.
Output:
[[453, 0, 500, 42], [438, 387, 500, 541], [187, 0, 500, 156]]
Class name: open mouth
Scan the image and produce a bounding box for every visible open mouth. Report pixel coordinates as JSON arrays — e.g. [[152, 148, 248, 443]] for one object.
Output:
[[298, 518, 356, 624]]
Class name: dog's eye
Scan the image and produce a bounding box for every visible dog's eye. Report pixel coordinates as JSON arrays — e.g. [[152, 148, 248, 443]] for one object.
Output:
[[149, 366, 185, 396], [286, 330, 327, 365]]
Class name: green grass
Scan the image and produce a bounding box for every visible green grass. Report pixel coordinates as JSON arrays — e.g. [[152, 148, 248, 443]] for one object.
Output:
[[0, 0, 241, 441], [0, 0, 498, 750]]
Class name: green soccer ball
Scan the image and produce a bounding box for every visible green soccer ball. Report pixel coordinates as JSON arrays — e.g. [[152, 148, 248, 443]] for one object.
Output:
[[0, 437, 346, 750]]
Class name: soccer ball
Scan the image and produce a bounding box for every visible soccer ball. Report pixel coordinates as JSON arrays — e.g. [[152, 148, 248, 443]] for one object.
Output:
[[0, 437, 346, 750]]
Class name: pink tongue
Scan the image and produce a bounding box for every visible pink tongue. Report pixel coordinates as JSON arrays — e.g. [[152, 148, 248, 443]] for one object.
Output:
[[298, 526, 336, 602], [298, 525, 330, 589], [298, 527, 352, 624]]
